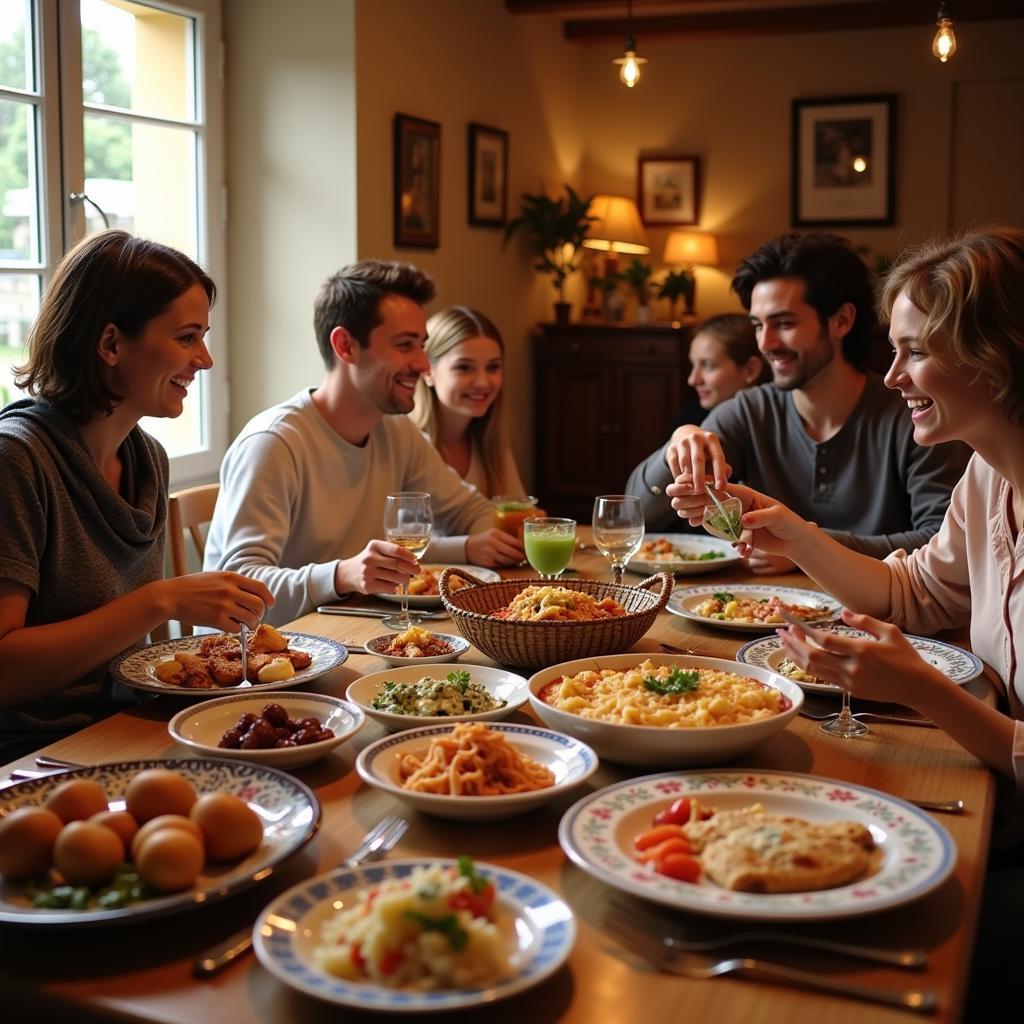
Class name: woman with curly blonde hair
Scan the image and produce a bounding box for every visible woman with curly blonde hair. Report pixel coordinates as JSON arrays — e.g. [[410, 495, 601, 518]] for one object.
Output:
[[412, 306, 525, 499]]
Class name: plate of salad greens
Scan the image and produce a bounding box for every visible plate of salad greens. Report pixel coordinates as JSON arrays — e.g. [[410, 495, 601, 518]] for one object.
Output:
[[626, 534, 741, 577]]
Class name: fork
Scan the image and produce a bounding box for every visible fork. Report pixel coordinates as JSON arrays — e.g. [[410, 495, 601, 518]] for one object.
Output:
[[607, 903, 926, 969], [194, 814, 409, 978], [605, 917, 937, 1013]]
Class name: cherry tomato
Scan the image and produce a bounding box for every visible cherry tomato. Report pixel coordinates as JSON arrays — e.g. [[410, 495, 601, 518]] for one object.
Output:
[[657, 852, 701, 883], [652, 797, 692, 826]]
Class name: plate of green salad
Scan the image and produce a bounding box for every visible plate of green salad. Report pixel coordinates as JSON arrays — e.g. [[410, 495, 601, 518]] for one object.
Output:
[[626, 533, 741, 577], [345, 665, 530, 731]]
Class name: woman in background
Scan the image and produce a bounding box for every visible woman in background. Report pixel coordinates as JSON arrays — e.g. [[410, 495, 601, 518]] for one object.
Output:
[[0, 229, 272, 759], [412, 306, 525, 499]]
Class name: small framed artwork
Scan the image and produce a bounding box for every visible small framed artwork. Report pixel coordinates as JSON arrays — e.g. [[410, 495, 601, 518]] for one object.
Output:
[[637, 155, 700, 226], [393, 113, 441, 248], [791, 94, 897, 227], [468, 122, 508, 227]]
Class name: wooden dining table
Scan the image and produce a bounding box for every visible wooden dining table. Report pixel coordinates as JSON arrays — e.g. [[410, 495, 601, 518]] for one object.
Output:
[[0, 534, 999, 1023]]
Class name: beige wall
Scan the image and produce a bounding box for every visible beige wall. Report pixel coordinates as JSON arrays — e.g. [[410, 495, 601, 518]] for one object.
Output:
[[578, 20, 1024, 318]]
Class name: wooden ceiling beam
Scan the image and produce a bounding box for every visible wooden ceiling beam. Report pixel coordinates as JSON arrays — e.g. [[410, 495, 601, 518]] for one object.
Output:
[[546, 1, 1023, 42]]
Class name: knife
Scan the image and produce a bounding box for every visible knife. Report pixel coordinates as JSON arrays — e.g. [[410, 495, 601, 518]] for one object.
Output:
[[316, 605, 448, 620]]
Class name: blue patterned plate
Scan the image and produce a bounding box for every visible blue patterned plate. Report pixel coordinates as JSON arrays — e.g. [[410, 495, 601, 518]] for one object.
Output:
[[110, 631, 348, 698], [0, 758, 319, 925], [559, 770, 955, 921], [736, 626, 984, 693], [253, 858, 575, 1011]]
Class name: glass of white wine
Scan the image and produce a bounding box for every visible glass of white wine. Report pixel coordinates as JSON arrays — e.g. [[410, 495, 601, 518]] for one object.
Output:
[[592, 495, 644, 586], [381, 492, 433, 631]]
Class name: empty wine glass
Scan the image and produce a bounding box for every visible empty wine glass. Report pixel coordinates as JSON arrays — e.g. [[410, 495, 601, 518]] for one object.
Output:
[[381, 492, 433, 631], [523, 518, 576, 580], [592, 495, 644, 585]]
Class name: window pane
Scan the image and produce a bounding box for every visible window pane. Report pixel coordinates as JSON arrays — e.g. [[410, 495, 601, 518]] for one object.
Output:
[[81, 0, 196, 122], [0, 0, 33, 92], [0, 272, 40, 407], [0, 98, 40, 262], [83, 114, 197, 257]]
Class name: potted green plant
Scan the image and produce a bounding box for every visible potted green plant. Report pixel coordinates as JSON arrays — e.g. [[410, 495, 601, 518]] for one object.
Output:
[[657, 268, 696, 321], [504, 184, 595, 323], [622, 258, 654, 323]]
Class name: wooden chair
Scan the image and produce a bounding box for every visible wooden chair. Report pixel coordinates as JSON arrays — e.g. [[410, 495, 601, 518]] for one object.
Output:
[[167, 483, 220, 635]]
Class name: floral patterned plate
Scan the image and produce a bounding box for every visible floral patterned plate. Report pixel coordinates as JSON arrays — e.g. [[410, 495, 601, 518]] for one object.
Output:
[[253, 858, 575, 1012], [0, 758, 320, 925], [667, 584, 841, 634], [110, 631, 348, 698], [558, 770, 955, 921], [736, 626, 984, 694]]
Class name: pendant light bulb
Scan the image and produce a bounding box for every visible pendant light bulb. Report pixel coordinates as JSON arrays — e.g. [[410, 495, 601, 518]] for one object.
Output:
[[615, 45, 646, 88], [932, 3, 957, 63]]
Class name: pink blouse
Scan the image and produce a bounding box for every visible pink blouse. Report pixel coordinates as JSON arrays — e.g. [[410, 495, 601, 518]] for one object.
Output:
[[885, 454, 1024, 786]]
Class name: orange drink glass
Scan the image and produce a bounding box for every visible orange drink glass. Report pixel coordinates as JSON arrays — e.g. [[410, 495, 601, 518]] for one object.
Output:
[[494, 496, 545, 538]]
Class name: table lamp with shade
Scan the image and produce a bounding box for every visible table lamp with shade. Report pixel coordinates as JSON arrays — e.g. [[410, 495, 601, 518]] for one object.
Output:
[[662, 230, 719, 317], [581, 194, 649, 319]]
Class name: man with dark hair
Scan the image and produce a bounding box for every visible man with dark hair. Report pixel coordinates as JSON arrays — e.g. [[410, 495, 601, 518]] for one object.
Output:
[[626, 232, 969, 571], [205, 260, 523, 624]]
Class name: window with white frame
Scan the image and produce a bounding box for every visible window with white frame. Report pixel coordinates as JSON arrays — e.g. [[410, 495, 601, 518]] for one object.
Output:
[[0, 0, 225, 484]]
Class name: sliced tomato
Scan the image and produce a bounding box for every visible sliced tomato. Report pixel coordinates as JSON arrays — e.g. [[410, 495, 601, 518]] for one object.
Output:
[[633, 823, 684, 850], [636, 836, 694, 864], [379, 949, 404, 976], [657, 852, 702, 883], [450, 882, 495, 918], [351, 943, 366, 969], [652, 797, 692, 826]]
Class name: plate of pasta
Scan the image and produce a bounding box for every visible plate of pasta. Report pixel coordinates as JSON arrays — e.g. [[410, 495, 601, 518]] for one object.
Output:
[[527, 653, 802, 767], [734, 626, 984, 694], [253, 857, 576, 1011], [376, 566, 501, 609], [626, 534, 741, 577], [346, 665, 530, 731], [667, 585, 841, 633], [355, 722, 598, 820]]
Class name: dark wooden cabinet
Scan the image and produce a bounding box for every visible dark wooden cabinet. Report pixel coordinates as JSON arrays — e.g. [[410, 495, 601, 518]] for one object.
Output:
[[533, 321, 696, 520]]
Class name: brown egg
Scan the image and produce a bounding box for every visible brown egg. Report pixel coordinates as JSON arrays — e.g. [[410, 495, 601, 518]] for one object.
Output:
[[53, 821, 124, 887], [124, 769, 197, 823], [89, 810, 139, 850], [0, 807, 64, 882], [190, 793, 263, 861], [130, 814, 203, 862], [43, 779, 109, 824], [135, 828, 204, 892]]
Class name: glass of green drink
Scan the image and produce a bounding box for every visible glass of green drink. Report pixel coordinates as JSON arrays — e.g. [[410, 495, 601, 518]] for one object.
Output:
[[523, 517, 576, 579]]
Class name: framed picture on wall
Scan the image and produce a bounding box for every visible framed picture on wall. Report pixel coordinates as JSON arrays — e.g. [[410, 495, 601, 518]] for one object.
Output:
[[791, 94, 897, 227], [468, 122, 508, 227], [394, 113, 441, 248], [637, 155, 700, 226]]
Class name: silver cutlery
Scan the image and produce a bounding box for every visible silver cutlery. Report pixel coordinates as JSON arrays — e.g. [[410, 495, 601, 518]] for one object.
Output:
[[194, 814, 409, 978], [316, 605, 448, 620], [605, 916, 937, 1013], [799, 704, 936, 729], [660, 642, 709, 657], [240, 621, 249, 687], [607, 903, 926, 969], [904, 798, 964, 815], [8, 755, 86, 780]]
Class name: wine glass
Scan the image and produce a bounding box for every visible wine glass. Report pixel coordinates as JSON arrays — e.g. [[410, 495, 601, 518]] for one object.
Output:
[[592, 495, 644, 585], [523, 518, 576, 580], [381, 492, 433, 631]]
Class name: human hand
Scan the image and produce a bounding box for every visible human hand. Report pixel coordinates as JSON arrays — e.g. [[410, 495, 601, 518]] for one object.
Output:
[[776, 607, 946, 707], [465, 527, 524, 567], [162, 572, 274, 631], [664, 426, 732, 492], [334, 539, 419, 596], [742, 550, 797, 575]]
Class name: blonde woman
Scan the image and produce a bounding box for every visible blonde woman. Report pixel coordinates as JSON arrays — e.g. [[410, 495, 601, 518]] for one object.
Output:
[[412, 306, 526, 499]]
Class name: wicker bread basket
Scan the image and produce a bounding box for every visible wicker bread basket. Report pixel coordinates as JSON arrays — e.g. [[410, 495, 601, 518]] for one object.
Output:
[[438, 568, 673, 670]]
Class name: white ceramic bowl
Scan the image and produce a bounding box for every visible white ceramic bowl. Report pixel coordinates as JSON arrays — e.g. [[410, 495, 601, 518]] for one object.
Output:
[[355, 722, 598, 820], [168, 692, 365, 770], [346, 664, 529, 731], [527, 653, 803, 768], [362, 631, 471, 667]]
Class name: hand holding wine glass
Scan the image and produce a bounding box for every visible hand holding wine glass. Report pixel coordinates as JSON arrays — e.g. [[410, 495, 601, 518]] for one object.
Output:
[[592, 495, 644, 585], [381, 492, 433, 631]]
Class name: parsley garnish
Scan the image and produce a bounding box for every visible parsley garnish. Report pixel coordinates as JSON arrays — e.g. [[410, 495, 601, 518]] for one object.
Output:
[[698, 550, 724, 561], [713, 591, 734, 603], [447, 670, 471, 690], [457, 854, 488, 894], [643, 667, 701, 695], [403, 911, 469, 950]]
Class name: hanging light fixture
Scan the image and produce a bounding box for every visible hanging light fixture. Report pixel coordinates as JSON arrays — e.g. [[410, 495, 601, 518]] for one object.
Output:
[[613, 0, 647, 88], [932, 1, 957, 63]]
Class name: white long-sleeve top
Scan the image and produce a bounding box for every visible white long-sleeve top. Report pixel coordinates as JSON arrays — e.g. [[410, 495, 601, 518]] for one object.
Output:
[[205, 389, 495, 624], [885, 453, 1024, 786]]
